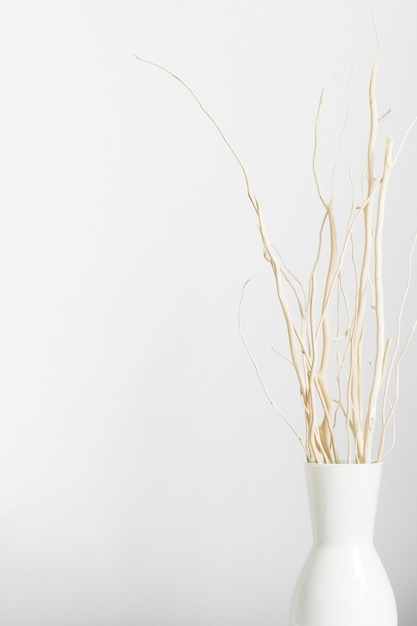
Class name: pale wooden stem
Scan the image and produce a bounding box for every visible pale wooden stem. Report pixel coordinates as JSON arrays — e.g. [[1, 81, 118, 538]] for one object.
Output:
[[313, 90, 328, 210], [378, 318, 417, 461], [363, 136, 393, 462], [312, 87, 340, 460], [317, 204, 338, 458], [272, 246, 306, 319], [392, 114, 417, 167], [331, 67, 353, 200], [304, 273, 326, 463], [307, 273, 318, 452], [136, 56, 312, 399], [349, 57, 379, 461], [238, 281, 307, 452], [377, 232, 417, 460], [254, 201, 310, 393]]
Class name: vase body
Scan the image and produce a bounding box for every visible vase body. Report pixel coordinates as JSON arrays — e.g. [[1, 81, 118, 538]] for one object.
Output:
[[289, 463, 397, 626]]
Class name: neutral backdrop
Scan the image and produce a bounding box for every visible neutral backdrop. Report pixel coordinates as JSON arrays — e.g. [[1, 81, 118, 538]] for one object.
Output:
[[1, 1, 416, 625]]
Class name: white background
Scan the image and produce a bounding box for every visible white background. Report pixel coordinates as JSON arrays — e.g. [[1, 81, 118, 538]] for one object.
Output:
[[0, 1, 416, 624]]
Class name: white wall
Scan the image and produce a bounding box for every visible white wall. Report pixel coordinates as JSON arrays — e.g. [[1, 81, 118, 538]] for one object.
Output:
[[0, 1, 416, 624]]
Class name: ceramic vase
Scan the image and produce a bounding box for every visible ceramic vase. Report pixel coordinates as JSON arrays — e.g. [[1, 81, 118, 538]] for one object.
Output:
[[289, 462, 397, 626]]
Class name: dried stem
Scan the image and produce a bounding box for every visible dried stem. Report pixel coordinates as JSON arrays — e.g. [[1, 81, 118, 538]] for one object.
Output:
[[363, 136, 393, 462], [238, 280, 307, 452]]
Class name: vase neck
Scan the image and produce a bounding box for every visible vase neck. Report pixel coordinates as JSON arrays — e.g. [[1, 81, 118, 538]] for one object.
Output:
[[305, 464, 382, 545]]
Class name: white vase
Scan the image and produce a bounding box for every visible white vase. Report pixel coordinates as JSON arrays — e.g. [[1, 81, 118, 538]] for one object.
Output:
[[289, 463, 397, 626]]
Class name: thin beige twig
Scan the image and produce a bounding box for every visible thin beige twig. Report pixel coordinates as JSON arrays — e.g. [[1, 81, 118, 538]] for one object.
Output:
[[238, 280, 307, 452]]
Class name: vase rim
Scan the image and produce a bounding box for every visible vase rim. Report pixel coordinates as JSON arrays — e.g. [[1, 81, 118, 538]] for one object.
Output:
[[304, 461, 383, 467]]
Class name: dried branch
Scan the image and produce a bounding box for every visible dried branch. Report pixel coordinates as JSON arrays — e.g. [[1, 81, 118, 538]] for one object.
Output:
[[137, 51, 417, 464], [363, 136, 394, 462], [238, 280, 307, 452]]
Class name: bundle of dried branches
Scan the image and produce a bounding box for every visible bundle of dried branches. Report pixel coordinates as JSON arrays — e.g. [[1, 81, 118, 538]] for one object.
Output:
[[136, 53, 417, 463]]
